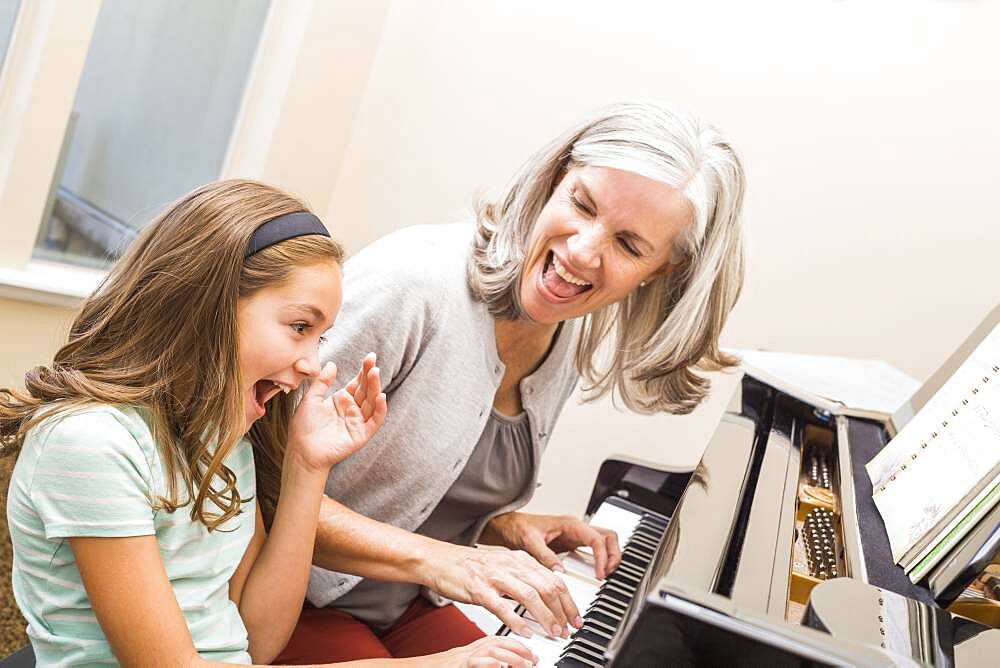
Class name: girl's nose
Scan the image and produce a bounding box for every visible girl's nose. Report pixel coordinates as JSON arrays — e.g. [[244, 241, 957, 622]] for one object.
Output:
[[294, 351, 321, 378]]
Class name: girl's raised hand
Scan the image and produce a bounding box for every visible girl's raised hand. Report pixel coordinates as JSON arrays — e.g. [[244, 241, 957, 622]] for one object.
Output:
[[286, 355, 386, 472]]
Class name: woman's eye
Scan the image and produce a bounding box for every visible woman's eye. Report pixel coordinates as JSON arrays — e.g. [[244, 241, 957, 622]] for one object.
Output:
[[618, 236, 641, 257], [570, 194, 594, 216]]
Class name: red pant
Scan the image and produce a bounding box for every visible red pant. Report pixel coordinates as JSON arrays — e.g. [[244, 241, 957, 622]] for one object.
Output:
[[274, 598, 485, 664]]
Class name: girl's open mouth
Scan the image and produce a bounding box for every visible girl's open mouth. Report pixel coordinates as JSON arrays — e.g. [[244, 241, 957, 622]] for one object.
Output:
[[251, 379, 283, 416]]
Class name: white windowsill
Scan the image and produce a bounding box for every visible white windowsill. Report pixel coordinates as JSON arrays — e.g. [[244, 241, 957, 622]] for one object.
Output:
[[0, 260, 105, 309]]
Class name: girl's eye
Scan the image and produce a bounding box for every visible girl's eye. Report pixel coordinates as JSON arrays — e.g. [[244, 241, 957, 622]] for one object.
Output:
[[291, 322, 308, 335]]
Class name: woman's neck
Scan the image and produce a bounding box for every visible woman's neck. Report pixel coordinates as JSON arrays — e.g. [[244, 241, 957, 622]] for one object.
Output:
[[493, 317, 559, 371]]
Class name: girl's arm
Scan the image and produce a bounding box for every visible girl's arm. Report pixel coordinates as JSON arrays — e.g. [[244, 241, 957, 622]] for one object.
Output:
[[229, 478, 326, 662], [70, 534, 215, 667], [230, 358, 386, 662], [71, 535, 533, 668]]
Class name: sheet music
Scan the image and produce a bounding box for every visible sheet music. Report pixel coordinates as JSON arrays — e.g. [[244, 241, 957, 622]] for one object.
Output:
[[866, 322, 1000, 488], [866, 315, 1000, 563], [873, 378, 1000, 561]]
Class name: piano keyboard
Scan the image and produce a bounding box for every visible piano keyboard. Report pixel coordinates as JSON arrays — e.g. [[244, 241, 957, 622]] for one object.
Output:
[[498, 499, 671, 667]]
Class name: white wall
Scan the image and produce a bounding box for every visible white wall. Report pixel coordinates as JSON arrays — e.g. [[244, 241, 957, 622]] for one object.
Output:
[[325, 0, 1000, 515]]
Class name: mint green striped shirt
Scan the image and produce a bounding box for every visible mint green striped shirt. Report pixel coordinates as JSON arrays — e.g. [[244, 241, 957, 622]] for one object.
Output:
[[6, 405, 256, 666]]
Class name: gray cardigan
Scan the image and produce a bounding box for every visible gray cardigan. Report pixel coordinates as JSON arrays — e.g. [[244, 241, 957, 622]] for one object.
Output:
[[306, 223, 580, 607]]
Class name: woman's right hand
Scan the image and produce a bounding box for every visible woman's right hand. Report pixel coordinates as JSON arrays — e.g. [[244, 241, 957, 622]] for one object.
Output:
[[425, 544, 581, 641], [285, 354, 386, 473], [423, 636, 537, 667]]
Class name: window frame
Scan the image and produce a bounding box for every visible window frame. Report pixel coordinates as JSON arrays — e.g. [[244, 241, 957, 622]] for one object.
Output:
[[0, 0, 390, 307]]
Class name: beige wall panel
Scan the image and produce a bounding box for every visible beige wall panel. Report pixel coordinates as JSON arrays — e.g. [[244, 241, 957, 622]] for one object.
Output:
[[0, 298, 75, 389], [226, 0, 391, 217]]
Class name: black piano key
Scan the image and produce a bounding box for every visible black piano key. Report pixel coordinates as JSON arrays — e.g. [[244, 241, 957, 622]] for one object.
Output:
[[605, 571, 639, 588], [616, 560, 645, 578], [622, 544, 654, 561], [561, 641, 606, 663], [588, 599, 627, 620], [600, 580, 636, 599], [572, 627, 612, 649], [620, 549, 651, 565], [564, 635, 610, 659], [638, 518, 666, 531], [627, 534, 658, 550], [587, 608, 626, 628], [595, 588, 630, 607], [582, 617, 617, 636], [627, 534, 660, 551], [605, 577, 638, 595], [588, 593, 627, 613], [559, 649, 604, 668], [610, 568, 642, 584], [587, 607, 623, 627]]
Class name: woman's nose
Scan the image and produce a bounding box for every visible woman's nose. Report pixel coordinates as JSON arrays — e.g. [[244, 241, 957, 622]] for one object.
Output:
[[566, 224, 604, 270]]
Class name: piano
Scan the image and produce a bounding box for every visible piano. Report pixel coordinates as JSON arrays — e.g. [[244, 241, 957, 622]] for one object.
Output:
[[484, 370, 1000, 667]]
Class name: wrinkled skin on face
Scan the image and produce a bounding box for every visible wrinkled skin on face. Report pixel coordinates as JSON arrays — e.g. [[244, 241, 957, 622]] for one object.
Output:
[[519, 165, 691, 325]]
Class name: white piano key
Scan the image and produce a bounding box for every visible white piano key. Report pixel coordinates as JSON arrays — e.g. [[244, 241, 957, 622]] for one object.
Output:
[[562, 549, 600, 580], [523, 570, 600, 625], [579, 501, 643, 555], [516, 616, 569, 666]]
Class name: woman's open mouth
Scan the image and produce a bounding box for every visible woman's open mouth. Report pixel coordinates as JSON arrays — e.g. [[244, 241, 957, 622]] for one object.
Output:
[[539, 250, 593, 302]]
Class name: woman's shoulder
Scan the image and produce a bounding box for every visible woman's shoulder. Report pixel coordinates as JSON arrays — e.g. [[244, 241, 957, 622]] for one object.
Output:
[[340, 223, 476, 314], [345, 223, 474, 282]]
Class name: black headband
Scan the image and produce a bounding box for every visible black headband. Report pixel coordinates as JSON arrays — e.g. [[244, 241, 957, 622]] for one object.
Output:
[[245, 212, 330, 258]]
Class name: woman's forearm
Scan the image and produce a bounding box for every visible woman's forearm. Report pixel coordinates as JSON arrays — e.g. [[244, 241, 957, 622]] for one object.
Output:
[[238, 457, 328, 663], [312, 494, 444, 587]]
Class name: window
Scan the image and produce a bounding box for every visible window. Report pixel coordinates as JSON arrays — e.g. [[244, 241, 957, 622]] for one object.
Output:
[[32, 0, 270, 269], [0, 1, 18, 72]]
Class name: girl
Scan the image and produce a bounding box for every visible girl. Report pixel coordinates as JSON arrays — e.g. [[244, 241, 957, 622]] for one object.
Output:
[[1, 180, 533, 667]]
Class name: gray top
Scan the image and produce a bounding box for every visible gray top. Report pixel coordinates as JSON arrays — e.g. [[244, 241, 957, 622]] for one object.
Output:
[[307, 223, 581, 607], [334, 408, 533, 629]]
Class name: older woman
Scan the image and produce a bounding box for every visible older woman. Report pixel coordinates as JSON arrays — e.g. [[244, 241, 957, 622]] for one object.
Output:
[[274, 101, 746, 664]]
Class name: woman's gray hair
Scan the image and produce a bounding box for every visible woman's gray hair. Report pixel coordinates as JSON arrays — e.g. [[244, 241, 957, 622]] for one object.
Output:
[[467, 101, 746, 414]]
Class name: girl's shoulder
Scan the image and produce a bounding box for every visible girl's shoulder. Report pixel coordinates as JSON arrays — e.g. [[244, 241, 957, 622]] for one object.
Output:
[[24, 403, 159, 469]]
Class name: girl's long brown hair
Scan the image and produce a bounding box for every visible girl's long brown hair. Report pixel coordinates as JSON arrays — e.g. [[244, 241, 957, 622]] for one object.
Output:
[[0, 180, 343, 530]]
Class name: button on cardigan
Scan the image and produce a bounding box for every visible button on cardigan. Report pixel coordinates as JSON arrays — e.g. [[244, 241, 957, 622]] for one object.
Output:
[[306, 223, 581, 607]]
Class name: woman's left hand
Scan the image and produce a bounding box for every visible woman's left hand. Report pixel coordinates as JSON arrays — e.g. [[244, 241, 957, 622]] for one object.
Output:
[[286, 354, 387, 473], [481, 511, 622, 579]]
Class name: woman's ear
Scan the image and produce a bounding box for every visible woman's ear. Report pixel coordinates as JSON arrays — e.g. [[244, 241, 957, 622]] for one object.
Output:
[[649, 253, 687, 282]]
